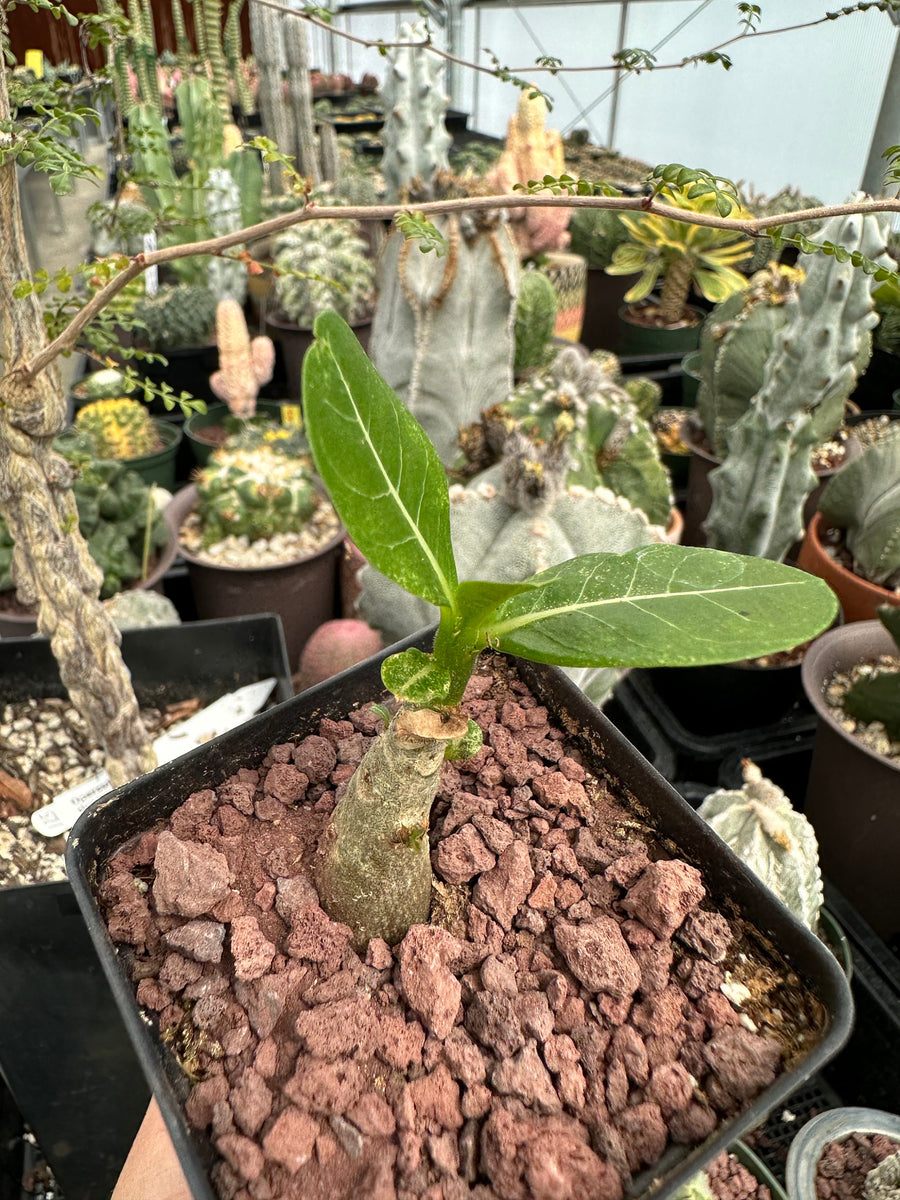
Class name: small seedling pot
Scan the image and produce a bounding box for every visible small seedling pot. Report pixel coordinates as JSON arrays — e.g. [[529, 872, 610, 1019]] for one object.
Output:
[[125, 419, 183, 491]]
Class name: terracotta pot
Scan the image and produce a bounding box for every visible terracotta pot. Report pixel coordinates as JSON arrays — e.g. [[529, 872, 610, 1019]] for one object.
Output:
[[166, 484, 344, 668], [680, 421, 857, 550], [797, 512, 900, 624], [802, 620, 900, 943]]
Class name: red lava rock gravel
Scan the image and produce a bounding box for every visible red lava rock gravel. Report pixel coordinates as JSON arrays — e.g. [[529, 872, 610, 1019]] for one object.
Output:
[[100, 658, 822, 1200], [815, 1133, 900, 1200], [705, 1149, 773, 1200]]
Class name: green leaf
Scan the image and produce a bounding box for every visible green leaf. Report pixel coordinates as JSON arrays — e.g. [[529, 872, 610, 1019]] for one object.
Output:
[[485, 545, 838, 668], [382, 648, 452, 706], [303, 311, 459, 609], [454, 580, 537, 629]]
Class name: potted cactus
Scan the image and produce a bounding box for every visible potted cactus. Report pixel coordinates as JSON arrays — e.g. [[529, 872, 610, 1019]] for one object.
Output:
[[801, 605, 900, 944], [0, 439, 176, 638], [66, 313, 852, 1200], [569, 205, 638, 353], [606, 185, 753, 356], [785, 1107, 900, 1200], [166, 425, 343, 666], [265, 199, 375, 402], [130, 283, 219, 405], [797, 425, 900, 623], [74, 390, 182, 491], [513, 268, 559, 377]]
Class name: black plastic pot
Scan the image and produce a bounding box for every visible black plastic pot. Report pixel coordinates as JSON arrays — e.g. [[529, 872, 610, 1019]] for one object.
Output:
[[130, 344, 220, 408], [183, 401, 300, 468], [66, 633, 853, 1200], [579, 267, 637, 353], [801, 621, 900, 945], [264, 314, 372, 404]]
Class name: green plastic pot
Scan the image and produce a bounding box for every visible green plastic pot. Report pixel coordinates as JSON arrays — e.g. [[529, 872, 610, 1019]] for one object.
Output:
[[124, 420, 182, 491], [681, 349, 703, 407], [183, 401, 300, 467], [732, 1140, 789, 1200], [617, 301, 704, 359]]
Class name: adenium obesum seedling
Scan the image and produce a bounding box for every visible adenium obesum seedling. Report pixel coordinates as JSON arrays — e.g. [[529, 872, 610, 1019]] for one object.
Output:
[[302, 311, 838, 949]]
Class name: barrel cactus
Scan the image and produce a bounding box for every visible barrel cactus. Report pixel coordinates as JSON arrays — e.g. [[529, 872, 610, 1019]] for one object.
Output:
[[359, 430, 665, 704], [132, 284, 217, 352], [272, 209, 375, 330], [75, 398, 161, 460], [698, 760, 823, 931], [195, 446, 317, 546], [506, 346, 673, 526]]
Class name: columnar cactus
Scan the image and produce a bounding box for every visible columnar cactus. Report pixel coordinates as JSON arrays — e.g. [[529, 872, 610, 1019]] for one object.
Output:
[[249, 0, 296, 195], [514, 268, 559, 375], [696, 264, 804, 458], [369, 208, 520, 465], [705, 210, 892, 562], [272, 209, 375, 329], [284, 12, 321, 185], [209, 300, 276, 418], [205, 166, 247, 305], [507, 346, 673, 526], [379, 22, 452, 202], [224, 0, 253, 117], [359, 429, 665, 703], [486, 88, 570, 258], [75, 399, 161, 460], [698, 761, 824, 931], [195, 447, 317, 546], [199, 0, 232, 123]]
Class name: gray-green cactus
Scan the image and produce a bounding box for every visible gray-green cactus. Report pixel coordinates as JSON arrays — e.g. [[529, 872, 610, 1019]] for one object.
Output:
[[742, 184, 826, 274], [272, 205, 375, 329], [132, 284, 217, 352], [567, 206, 630, 270], [698, 761, 824, 931], [249, 0, 295, 195], [818, 426, 900, 588], [696, 263, 803, 459], [206, 166, 247, 305], [704, 209, 892, 562], [359, 430, 665, 704], [506, 346, 673, 526], [284, 12, 321, 185], [369, 210, 520, 465], [379, 21, 452, 201], [195, 446, 317, 546], [514, 268, 558, 375]]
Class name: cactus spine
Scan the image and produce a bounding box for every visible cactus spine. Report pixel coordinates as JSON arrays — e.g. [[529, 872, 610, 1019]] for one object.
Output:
[[272, 207, 375, 329], [75, 399, 162, 460], [170, 0, 194, 80], [195, 447, 317, 546], [209, 299, 276, 418], [698, 761, 823, 931], [705, 210, 891, 562], [205, 166, 247, 304], [224, 0, 253, 117], [379, 22, 452, 202]]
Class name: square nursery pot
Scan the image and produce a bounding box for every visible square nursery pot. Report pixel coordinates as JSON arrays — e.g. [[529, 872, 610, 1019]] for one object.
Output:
[[65, 633, 853, 1200]]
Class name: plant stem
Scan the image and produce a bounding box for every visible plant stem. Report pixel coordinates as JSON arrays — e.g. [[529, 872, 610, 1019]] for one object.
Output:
[[317, 706, 468, 949], [658, 254, 693, 325]]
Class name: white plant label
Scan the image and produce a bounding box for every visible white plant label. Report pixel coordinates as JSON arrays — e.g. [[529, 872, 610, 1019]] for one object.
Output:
[[31, 678, 277, 839], [143, 230, 158, 295]]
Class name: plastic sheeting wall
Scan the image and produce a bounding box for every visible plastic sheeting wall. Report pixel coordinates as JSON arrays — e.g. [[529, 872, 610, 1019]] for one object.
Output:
[[311, 0, 898, 204]]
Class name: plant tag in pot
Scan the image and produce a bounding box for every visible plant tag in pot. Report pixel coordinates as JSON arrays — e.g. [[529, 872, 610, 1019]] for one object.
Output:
[[31, 678, 277, 838]]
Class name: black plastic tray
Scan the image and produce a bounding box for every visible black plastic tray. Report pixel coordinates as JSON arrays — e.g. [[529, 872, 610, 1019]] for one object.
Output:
[[0, 614, 294, 708], [65, 634, 853, 1200]]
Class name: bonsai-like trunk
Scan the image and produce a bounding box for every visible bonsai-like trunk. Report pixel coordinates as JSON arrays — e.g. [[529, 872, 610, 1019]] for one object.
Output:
[[657, 253, 694, 325], [0, 67, 156, 787], [317, 706, 468, 948]]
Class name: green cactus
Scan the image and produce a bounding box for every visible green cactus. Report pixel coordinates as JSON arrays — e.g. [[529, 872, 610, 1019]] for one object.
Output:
[[696, 263, 805, 459], [704, 210, 891, 562], [0, 441, 169, 600], [568, 206, 630, 270], [75, 398, 162, 460], [369, 208, 520, 465], [698, 760, 824, 931], [223, 0, 253, 117], [841, 605, 900, 740], [195, 446, 317, 546], [198, 0, 232, 123], [623, 375, 663, 421], [205, 165, 247, 304], [132, 284, 217, 352], [248, 1, 296, 195], [359, 429, 664, 705], [272, 205, 375, 330], [818, 426, 900, 588], [506, 346, 673, 526], [875, 299, 900, 355], [379, 21, 452, 202], [284, 12, 320, 184], [514, 268, 559, 375]]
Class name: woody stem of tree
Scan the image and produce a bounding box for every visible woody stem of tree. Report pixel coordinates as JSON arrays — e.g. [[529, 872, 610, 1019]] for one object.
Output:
[[0, 64, 156, 787]]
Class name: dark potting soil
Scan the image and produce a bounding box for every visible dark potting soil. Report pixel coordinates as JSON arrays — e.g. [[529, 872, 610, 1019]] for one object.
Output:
[[192, 425, 231, 449], [100, 656, 826, 1200], [706, 1150, 772, 1200], [815, 1133, 900, 1199]]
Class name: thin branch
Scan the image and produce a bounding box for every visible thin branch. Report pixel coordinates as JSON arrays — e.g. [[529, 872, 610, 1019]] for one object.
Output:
[[19, 190, 900, 383], [252, 0, 892, 77]]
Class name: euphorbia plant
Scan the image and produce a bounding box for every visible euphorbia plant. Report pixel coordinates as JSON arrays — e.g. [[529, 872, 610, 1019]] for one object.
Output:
[[303, 311, 839, 949]]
